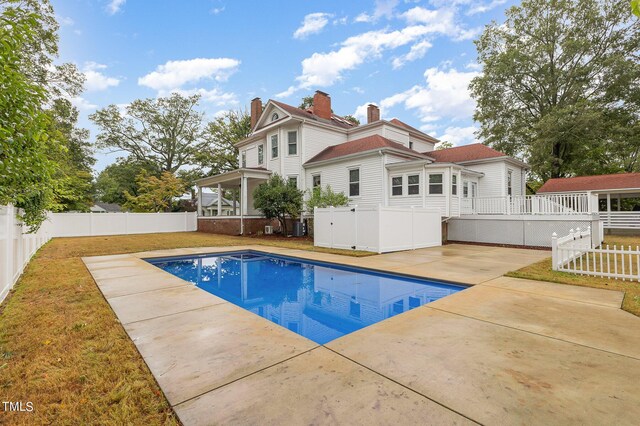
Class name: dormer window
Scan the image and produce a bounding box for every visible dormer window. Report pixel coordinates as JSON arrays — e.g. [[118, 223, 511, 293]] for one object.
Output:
[[271, 112, 279, 121]]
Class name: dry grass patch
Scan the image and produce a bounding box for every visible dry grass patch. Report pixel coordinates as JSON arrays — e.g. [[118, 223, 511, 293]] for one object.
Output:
[[508, 235, 640, 317], [0, 232, 371, 424]]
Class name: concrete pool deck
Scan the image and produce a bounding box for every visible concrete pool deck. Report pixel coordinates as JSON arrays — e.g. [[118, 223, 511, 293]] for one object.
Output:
[[82, 244, 640, 425]]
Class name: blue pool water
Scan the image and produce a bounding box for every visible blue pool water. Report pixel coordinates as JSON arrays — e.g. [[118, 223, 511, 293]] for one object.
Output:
[[147, 251, 465, 344]]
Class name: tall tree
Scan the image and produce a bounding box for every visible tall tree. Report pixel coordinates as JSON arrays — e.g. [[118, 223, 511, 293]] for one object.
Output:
[[253, 174, 303, 236], [90, 93, 205, 173], [95, 158, 160, 205], [470, 0, 640, 181], [197, 110, 251, 175]]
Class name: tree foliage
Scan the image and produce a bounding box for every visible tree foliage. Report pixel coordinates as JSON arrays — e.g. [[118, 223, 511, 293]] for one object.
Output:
[[343, 115, 360, 126], [299, 96, 314, 110], [253, 174, 303, 235], [196, 110, 251, 176], [90, 93, 205, 173], [95, 158, 160, 205], [306, 185, 349, 212], [436, 141, 454, 150], [123, 170, 186, 213], [470, 0, 640, 181]]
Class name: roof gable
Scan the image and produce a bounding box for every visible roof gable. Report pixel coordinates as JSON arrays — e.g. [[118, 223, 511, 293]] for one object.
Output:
[[254, 100, 356, 132], [305, 135, 428, 165], [538, 173, 640, 193]]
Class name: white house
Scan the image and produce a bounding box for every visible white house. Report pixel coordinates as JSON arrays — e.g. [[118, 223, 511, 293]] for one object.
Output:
[[195, 91, 531, 235]]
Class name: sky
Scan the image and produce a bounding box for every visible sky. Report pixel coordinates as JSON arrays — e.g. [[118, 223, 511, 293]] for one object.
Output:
[[51, 0, 518, 173]]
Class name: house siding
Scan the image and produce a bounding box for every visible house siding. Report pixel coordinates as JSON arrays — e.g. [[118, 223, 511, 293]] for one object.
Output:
[[303, 125, 348, 163], [305, 154, 384, 207]]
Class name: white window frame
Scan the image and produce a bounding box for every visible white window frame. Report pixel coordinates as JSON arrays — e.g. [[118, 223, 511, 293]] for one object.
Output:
[[288, 175, 298, 188], [241, 150, 247, 168], [391, 175, 403, 197], [507, 169, 513, 196], [312, 174, 321, 188], [270, 134, 278, 159], [287, 131, 298, 156], [348, 167, 360, 198], [463, 181, 469, 198], [428, 173, 444, 195], [407, 173, 420, 195], [257, 144, 264, 165], [452, 174, 458, 196]]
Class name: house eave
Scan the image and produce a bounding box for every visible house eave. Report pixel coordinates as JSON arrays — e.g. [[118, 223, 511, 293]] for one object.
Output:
[[454, 155, 530, 170], [304, 147, 429, 168]]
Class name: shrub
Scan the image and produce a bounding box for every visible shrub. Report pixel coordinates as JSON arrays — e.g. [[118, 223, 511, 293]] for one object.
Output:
[[253, 174, 303, 235]]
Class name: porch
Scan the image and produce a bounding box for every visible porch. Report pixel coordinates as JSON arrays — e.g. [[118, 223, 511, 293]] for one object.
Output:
[[597, 190, 640, 231], [195, 168, 272, 235]]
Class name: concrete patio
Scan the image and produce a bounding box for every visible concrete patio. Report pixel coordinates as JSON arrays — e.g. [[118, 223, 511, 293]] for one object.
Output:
[[83, 244, 640, 425]]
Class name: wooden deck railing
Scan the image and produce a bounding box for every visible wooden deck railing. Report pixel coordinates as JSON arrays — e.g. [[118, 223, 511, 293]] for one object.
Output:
[[461, 193, 593, 215]]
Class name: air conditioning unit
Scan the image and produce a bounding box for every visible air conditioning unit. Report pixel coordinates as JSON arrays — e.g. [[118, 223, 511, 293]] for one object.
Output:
[[264, 225, 273, 235]]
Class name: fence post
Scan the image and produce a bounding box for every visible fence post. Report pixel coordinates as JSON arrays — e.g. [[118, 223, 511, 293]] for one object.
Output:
[[125, 211, 129, 235], [329, 206, 334, 249], [551, 232, 558, 270], [353, 205, 358, 251], [377, 204, 383, 254], [4, 205, 13, 294]]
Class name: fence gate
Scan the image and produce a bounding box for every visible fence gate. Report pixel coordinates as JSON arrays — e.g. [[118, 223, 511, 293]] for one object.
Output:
[[314, 207, 357, 250]]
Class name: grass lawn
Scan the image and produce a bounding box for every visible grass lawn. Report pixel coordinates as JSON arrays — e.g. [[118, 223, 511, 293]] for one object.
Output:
[[508, 235, 640, 317], [0, 232, 371, 425]]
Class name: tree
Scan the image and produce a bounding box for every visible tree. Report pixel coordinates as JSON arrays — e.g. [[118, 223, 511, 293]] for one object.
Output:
[[253, 175, 303, 235], [343, 115, 360, 126], [197, 110, 251, 176], [90, 93, 205, 173], [95, 158, 160, 205], [632, 0, 640, 17], [470, 0, 640, 181], [306, 186, 349, 212], [46, 99, 96, 212], [299, 96, 314, 110], [123, 171, 186, 212], [436, 141, 454, 150]]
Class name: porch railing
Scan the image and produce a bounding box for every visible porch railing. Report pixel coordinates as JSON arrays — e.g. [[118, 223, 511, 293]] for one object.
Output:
[[601, 211, 640, 229], [461, 193, 592, 215]]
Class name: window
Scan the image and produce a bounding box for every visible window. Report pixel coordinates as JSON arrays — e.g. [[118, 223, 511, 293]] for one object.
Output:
[[391, 176, 403, 196], [287, 131, 297, 155], [271, 134, 278, 159], [428, 173, 443, 194], [452, 174, 457, 195], [349, 168, 360, 197], [312, 174, 321, 188], [408, 174, 420, 195], [271, 112, 279, 121], [288, 176, 298, 187], [257, 144, 264, 165], [463, 182, 469, 198], [409, 141, 414, 150], [241, 151, 246, 168], [507, 169, 513, 196]]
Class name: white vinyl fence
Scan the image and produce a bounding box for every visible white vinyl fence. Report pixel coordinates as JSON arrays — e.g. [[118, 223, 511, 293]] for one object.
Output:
[[1, 205, 53, 303], [552, 227, 640, 281], [50, 211, 197, 237], [314, 205, 442, 253]]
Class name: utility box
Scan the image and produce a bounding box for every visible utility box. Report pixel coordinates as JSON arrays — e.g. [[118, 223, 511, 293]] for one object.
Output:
[[292, 221, 304, 237]]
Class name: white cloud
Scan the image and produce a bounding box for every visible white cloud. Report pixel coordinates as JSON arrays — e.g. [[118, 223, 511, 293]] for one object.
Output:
[[166, 88, 238, 106], [436, 126, 478, 146], [82, 62, 120, 91], [400, 6, 476, 40], [210, 6, 225, 15], [294, 13, 333, 39], [392, 39, 432, 69], [71, 96, 97, 111], [138, 58, 240, 91], [354, 0, 399, 23], [58, 16, 74, 26], [381, 66, 480, 124], [106, 0, 126, 15]]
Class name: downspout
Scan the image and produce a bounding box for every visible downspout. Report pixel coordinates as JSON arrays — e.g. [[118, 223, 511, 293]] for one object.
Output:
[[379, 150, 387, 207]]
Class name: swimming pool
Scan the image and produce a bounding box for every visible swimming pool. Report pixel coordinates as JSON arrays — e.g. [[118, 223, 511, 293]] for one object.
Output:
[[147, 251, 465, 344]]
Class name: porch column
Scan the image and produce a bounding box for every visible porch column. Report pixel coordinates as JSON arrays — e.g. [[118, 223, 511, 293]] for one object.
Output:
[[197, 186, 203, 217], [617, 194, 621, 211], [217, 183, 222, 216]]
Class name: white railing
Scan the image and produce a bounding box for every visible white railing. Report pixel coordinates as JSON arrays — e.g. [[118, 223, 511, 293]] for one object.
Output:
[[552, 227, 640, 281], [1, 205, 53, 303], [462, 193, 593, 215], [601, 211, 640, 229], [50, 211, 197, 237]]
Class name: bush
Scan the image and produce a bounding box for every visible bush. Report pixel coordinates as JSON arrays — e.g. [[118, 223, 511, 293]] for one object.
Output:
[[253, 174, 303, 235], [306, 185, 349, 212]]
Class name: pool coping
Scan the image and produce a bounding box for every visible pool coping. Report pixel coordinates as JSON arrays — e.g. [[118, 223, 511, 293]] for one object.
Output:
[[82, 244, 639, 425]]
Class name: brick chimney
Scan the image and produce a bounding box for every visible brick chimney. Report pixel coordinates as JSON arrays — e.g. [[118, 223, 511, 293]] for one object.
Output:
[[312, 90, 332, 120], [367, 104, 380, 124], [250, 97, 262, 128]]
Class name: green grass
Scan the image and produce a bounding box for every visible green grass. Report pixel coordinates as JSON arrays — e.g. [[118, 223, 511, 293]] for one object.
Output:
[[507, 235, 640, 317], [0, 232, 371, 425]]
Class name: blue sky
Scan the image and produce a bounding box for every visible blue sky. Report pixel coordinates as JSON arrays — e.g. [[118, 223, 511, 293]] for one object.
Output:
[[51, 0, 516, 172]]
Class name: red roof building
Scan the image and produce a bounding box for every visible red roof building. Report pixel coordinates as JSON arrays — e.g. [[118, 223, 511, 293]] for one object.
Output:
[[426, 143, 507, 163], [305, 135, 428, 164], [538, 173, 640, 193]]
